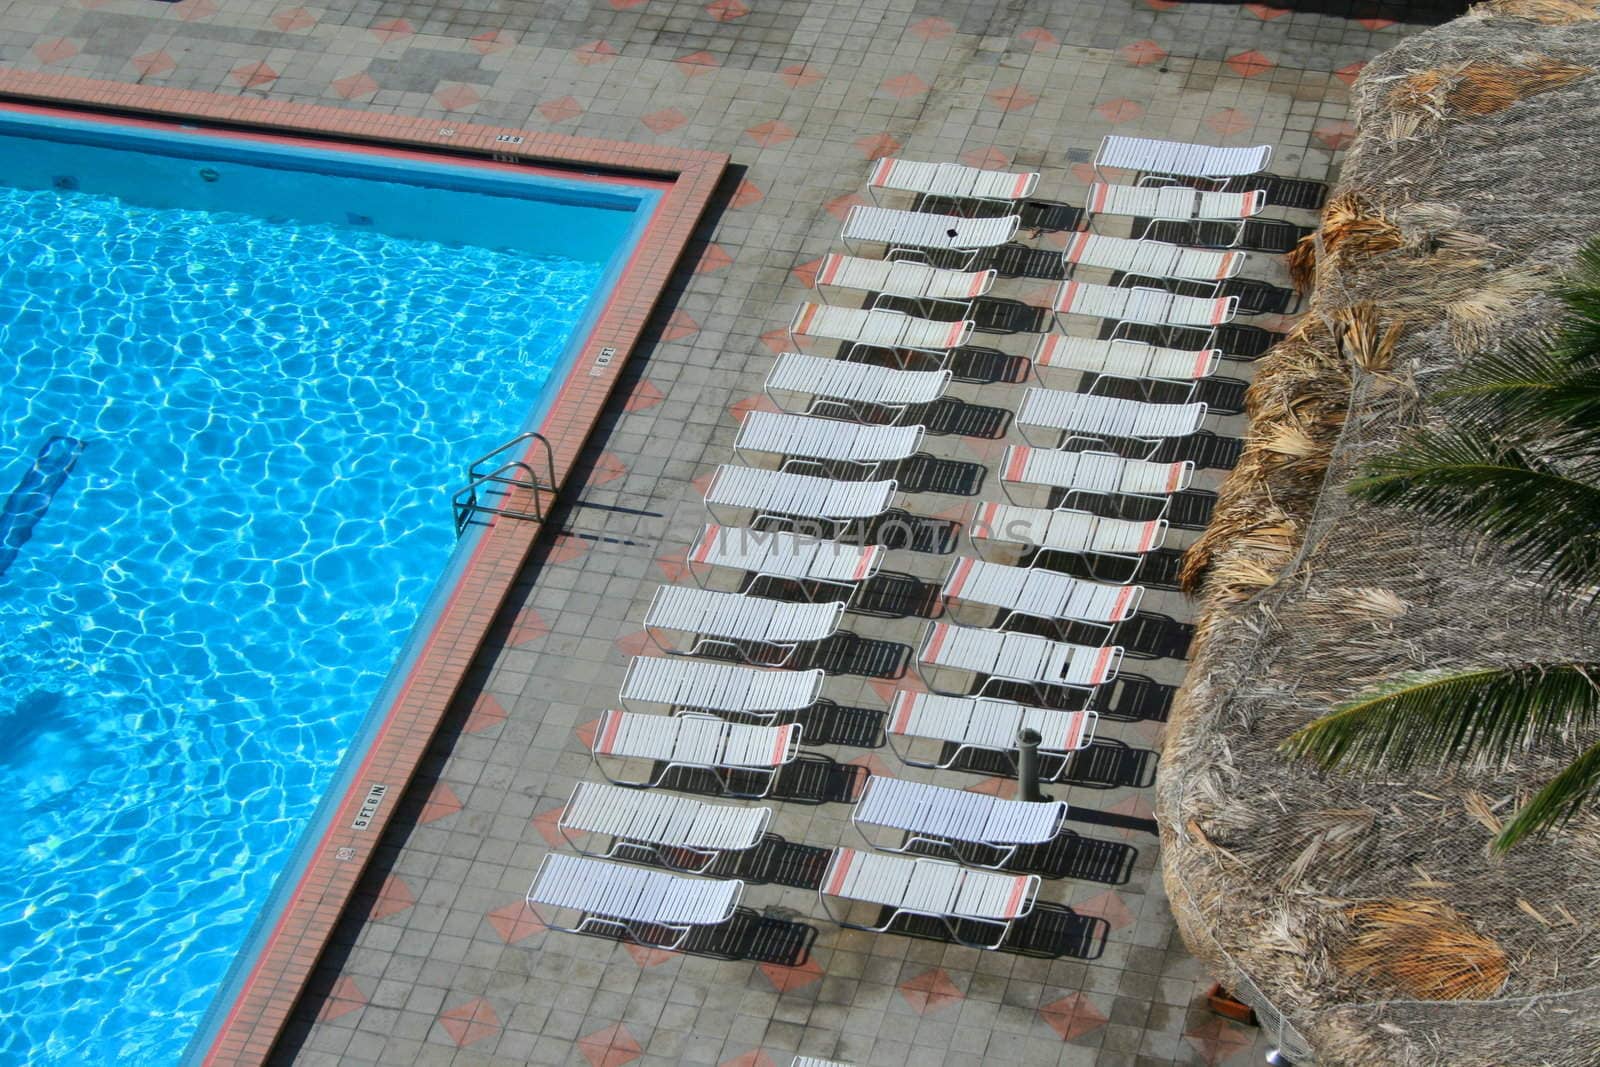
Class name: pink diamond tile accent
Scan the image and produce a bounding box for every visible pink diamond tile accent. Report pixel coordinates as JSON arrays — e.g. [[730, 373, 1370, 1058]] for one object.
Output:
[[471, 30, 516, 54], [231, 61, 279, 89], [574, 40, 618, 65], [1314, 120, 1357, 151], [824, 192, 867, 220], [758, 328, 790, 354], [1225, 50, 1275, 78], [706, 0, 749, 20], [434, 84, 480, 112], [909, 16, 954, 40], [655, 552, 690, 583], [695, 243, 734, 273], [677, 50, 719, 76], [577, 1023, 644, 1067], [882, 73, 930, 98], [546, 531, 589, 563], [759, 956, 824, 992], [1335, 60, 1366, 87], [614, 629, 653, 659], [487, 901, 546, 943], [966, 775, 1018, 799], [1359, 16, 1396, 29], [730, 179, 763, 209], [316, 975, 367, 1022], [1071, 162, 1098, 184], [576, 717, 601, 749], [779, 64, 822, 89], [1105, 793, 1155, 839], [439, 998, 501, 1048], [531, 807, 565, 847], [1244, 2, 1290, 17], [369, 18, 414, 42], [418, 781, 463, 825], [506, 609, 549, 647], [847, 753, 891, 779], [961, 147, 1011, 170], [1040, 992, 1109, 1041], [1074, 889, 1137, 931], [899, 968, 965, 1014], [1145, 0, 1179, 9], [1205, 108, 1252, 138], [610, 0, 647, 7], [691, 470, 717, 497], [623, 380, 664, 412], [622, 941, 677, 967], [661, 310, 700, 342], [720, 1053, 779, 1067], [131, 50, 177, 77], [330, 71, 379, 100], [592, 453, 628, 486], [174, 0, 218, 21], [1095, 98, 1145, 124], [744, 120, 796, 147], [987, 86, 1040, 113], [368, 876, 415, 921], [641, 107, 687, 133], [854, 133, 901, 160], [729, 394, 779, 422], [271, 6, 316, 31], [464, 692, 507, 734], [791, 257, 824, 288], [1017, 27, 1058, 52], [539, 95, 583, 123], [1184, 1017, 1257, 1064], [868, 670, 925, 707], [1120, 39, 1167, 67]]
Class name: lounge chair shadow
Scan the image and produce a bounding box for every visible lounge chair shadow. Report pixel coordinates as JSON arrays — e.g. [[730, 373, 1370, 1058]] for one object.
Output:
[[850, 571, 941, 620], [658, 753, 869, 806], [918, 396, 1011, 439], [891, 453, 985, 496], [710, 833, 835, 889], [874, 903, 1108, 959], [1092, 674, 1175, 723], [946, 344, 1032, 385]]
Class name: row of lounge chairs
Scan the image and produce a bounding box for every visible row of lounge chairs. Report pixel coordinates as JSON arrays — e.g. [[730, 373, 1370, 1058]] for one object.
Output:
[[527, 135, 1276, 959]]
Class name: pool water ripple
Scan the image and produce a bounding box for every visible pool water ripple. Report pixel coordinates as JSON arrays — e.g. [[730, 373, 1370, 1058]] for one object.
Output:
[[0, 185, 601, 1064]]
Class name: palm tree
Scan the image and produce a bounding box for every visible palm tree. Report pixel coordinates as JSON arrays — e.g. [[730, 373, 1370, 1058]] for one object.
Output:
[[1282, 240, 1600, 852]]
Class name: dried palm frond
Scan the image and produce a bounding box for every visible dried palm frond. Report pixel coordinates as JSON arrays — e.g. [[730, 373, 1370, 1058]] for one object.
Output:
[[1389, 70, 1452, 116], [1472, 0, 1599, 24], [1316, 193, 1404, 270], [1287, 232, 1317, 295], [1333, 304, 1405, 374], [1259, 423, 1320, 460], [1337, 898, 1510, 1000], [1447, 60, 1592, 116], [1446, 269, 1549, 350]]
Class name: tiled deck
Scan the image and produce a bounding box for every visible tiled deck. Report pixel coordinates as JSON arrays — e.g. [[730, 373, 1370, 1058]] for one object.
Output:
[[0, 1, 1440, 1065]]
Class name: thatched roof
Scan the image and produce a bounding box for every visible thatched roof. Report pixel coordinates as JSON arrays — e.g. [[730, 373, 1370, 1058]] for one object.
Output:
[[1160, 4, 1600, 1065]]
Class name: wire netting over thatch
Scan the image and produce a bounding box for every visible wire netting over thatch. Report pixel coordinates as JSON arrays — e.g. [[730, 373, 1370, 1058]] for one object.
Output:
[[1160, 4, 1600, 1065]]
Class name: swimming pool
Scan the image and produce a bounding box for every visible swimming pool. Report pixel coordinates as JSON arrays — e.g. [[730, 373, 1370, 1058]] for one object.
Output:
[[0, 109, 658, 1066]]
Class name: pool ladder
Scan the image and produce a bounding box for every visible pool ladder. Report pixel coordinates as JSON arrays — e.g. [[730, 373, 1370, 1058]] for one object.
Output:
[[451, 432, 558, 536]]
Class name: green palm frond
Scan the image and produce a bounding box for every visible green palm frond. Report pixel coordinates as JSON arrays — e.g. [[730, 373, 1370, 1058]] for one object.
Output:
[[1493, 738, 1600, 852], [1441, 331, 1600, 432], [1348, 429, 1600, 593], [1281, 662, 1600, 772]]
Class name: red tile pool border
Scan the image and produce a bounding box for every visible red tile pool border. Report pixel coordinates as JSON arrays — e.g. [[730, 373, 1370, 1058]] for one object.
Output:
[[0, 71, 727, 1067]]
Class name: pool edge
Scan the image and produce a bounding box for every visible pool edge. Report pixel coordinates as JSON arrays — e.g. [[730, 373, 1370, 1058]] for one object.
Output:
[[0, 70, 727, 1067]]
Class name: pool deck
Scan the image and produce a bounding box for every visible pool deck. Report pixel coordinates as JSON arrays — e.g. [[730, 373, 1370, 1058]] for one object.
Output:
[[0, 1, 1431, 1065]]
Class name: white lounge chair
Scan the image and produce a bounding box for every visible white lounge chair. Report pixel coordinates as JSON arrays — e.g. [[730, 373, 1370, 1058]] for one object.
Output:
[[735, 410, 925, 476], [790, 303, 973, 363], [867, 157, 1039, 206], [766, 352, 950, 422], [1094, 135, 1272, 187], [1031, 335, 1221, 390], [942, 555, 1143, 636], [558, 781, 771, 872], [852, 775, 1068, 867], [1051, 282, 1238, 343], [916, 621, 1122, 699], [1014, 388, 1207, 455], [1060, 232, 1245, 284], [970, 500, 1166, 580], [819, 847, 1039, 950], [813, 253, 995, 318], [526, 852, 742, 950], [998, 444, 1192, 507], [686, 523, 884, 599], [842, 205, 1020, 268], [619, 655, 824, 718], [703, 465, 898, 533], [886, 691, 1098, 776], [591, 710, 801, 796], [1087, 182, 1262, 226], [793, 1059, 854, 1067], [644, 585, 844, 664]]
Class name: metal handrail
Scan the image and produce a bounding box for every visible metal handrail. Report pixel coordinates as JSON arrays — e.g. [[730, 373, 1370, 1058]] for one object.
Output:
[[452, 432, 559, 536]]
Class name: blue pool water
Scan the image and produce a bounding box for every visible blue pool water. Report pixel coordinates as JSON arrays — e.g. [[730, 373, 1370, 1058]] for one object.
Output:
[[0, 112, 653, 1065]]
